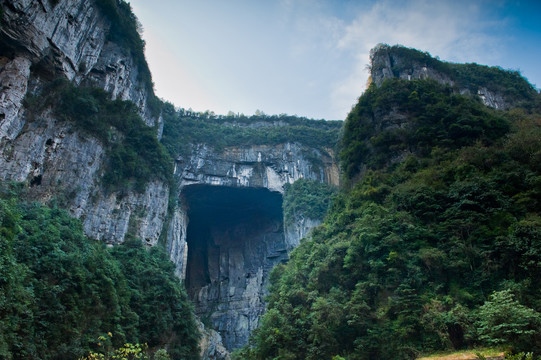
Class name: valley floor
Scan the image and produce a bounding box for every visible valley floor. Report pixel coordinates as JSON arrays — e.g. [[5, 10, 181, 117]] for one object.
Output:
[[418, 350, 505, 360]]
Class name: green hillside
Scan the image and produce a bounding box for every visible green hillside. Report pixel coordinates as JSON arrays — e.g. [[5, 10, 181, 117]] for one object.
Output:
[[0, 186, 200, 360], [235, 61, 541, 359]]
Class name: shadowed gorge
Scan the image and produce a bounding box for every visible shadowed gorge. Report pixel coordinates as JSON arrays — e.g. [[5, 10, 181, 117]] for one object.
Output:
[[2, 0, 541, 358], [182, 184, 286, 350]]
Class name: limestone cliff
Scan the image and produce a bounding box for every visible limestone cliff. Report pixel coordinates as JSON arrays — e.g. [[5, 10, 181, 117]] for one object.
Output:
[[165, 141, 339, 354], [0, 1, 341, 357], [0, 0, 167, 245]]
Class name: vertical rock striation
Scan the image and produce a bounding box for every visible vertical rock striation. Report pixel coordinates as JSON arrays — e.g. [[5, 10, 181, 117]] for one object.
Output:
[[168, 142, 339, 279], [0, 0, 167, 244], [0, 2, 342, 357], [166, 144, 339, 356]]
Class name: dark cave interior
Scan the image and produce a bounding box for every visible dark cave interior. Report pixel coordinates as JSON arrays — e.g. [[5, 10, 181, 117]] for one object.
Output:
[[182, 184, 285, 299]]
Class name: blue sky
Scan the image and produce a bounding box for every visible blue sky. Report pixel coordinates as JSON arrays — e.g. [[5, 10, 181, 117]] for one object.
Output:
[[130, 0, 541, 120]]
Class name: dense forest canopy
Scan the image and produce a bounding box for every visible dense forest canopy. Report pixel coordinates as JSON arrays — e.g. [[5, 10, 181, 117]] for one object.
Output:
[[0, 184, 200, 359], [6, 0, 541, 358], [235, 59, 541, 359], [282, 179, 338, 225]]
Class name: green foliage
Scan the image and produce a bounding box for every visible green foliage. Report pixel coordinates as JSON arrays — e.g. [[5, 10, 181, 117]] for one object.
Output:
[[0, 188, 200, 360], [475, 290, 541, 353], [160, 102, 342, 158], [110, 240, 200, 359], [340, 78, 510, 180], [79, 335, 172, 360], [240, 76, 541, 359], [283, 179, 337, 225], [504, 353, 538, 360], [25, 79, 172, 192]]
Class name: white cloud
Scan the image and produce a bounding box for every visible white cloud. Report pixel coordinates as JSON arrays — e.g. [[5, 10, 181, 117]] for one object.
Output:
[[131, 0, 517, 120], [330, 0, 507, 119]]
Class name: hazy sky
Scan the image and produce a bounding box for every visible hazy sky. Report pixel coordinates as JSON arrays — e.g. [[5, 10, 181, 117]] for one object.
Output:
[[129, 0, 541, 120]]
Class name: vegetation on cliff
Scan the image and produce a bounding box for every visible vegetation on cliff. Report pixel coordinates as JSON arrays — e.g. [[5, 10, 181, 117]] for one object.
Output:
[[94, 0, 162, 115], [283, 179, 337, 226], [235, 62, 541, 359], [340, 78, 510, 181], [0, 185, 200, 359], [371, 44, 539, 107], [160, 102, 342, 157], [24, 79, 172, 192]]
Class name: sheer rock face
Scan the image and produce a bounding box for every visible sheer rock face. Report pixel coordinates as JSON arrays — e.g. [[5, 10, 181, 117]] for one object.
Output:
[[182, 185, 286, 351], [178, 143, 339, 191], [285, 216, 322, 251], [0, 1, 340, 357], [165, 144, 338, 354], [0, 0, 157, 125], [371, 48, 454, 88], [169, 142, 339, 278], [0, 0, 167, 244]]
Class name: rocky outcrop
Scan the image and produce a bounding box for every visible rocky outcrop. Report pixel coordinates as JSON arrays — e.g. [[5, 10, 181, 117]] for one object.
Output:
[[198, 321, 230, 360], [178, 143, 339, 192], [166, 144, 339, 354], [285, 216, 322, 251], [371, 47, 454, 88], [476, 87, 506, 110], [0, 56, 31, 141], [370, 44, 509, 109], [0, 0, 157, 125], [0, 0, 167, 244], [0, 108, 169, 245], [0, 1, 341, 357], [169, 142, 339, 277], [167, 206, 189, 278]]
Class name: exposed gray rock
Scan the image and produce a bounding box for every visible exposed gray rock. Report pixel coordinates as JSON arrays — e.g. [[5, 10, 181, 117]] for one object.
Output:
[[169, 142, 339, 277], [166, 143, 339, 356], [82, 41, 158, 127], [0, 2, 341, 358], [82, 180, 169, 245], [178, 143, 339, 192], [285, 216, 322, 251], [198, 321, 230, 360], [0, 56, 31, 142], [166, 206, 189, 278], [0, 110, 169, 244], [0, 0, 167, 244], [0, 0, 108, 80], [0, 0, 158, 126], [370, 44, 508, 109], [183, 185, 285, 351], [371, 47, 454, 88], [0, 111, 105, 195], [477, 87, 506, 110]]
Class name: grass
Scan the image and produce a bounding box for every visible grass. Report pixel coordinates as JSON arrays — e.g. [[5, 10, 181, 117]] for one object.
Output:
[[417, 348, 505, 360]]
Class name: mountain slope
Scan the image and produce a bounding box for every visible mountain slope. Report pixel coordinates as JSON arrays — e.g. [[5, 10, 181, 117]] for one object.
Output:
[[235, 46, 541, 360]]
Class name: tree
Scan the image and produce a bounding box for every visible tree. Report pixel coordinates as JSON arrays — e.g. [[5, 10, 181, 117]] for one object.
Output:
[[475, 289, 541, 353]]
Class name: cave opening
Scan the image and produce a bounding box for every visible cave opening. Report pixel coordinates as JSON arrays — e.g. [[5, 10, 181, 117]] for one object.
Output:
[[182, 184, 287, 350]]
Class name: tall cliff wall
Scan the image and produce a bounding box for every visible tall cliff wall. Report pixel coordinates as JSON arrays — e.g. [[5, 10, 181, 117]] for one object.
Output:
[[0, 0, 168, 246], [0, 1, 341, 357], [165, 142, 338, 354]]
